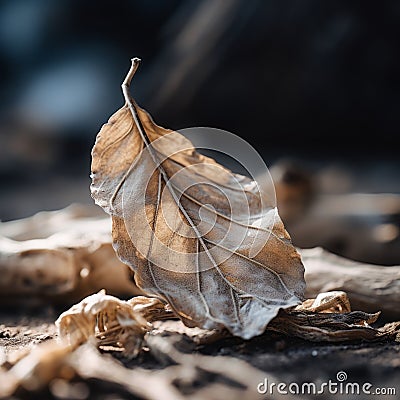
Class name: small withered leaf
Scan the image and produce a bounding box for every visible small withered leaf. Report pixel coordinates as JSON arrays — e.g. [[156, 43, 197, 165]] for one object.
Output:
[[90, 58, 305, 339]]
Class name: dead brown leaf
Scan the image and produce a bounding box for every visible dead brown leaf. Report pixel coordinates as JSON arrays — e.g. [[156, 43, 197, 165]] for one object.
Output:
[[90, 58, 305, 339]]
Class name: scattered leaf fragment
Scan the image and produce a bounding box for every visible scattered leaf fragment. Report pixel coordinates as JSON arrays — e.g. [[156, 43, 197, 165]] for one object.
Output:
[[56, 290, 162, 357], [268, 309, 400, 342]]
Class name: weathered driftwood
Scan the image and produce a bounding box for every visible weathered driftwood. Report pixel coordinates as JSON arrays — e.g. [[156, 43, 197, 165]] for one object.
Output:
[[302, 247, 400, 320], [0, 205, 140, 304], [1, 206, 399, 321]]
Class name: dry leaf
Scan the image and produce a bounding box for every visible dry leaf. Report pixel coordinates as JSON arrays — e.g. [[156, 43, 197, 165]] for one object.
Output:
[[296, 290, 351, 313], [90, 58, 305, 339], [55, 290, 165, 357], [268, 309, 400, 342], [265, 291, 400, 342]]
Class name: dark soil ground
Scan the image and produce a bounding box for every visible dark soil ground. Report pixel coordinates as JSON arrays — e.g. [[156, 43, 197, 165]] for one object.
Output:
[[1, 306, 399, 400]]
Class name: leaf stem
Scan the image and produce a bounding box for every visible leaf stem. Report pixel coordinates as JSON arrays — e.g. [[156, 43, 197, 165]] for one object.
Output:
[[121, 58, 153, 148], [122, 58, 141, 91]]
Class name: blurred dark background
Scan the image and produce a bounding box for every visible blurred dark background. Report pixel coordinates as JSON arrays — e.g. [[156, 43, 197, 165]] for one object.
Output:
[[1, 0, 399, 263]]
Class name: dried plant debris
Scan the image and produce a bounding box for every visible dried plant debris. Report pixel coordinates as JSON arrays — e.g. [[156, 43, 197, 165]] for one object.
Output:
[[296, 290, 351, 313], [1, 339, 285, 400], [269, 291, 400, 343], [56, 291, 172, 357], [54, 290, 399, 359], [1, 290, 399, 399], [268, 310, 400, 343], [91, 58, 305, 339]]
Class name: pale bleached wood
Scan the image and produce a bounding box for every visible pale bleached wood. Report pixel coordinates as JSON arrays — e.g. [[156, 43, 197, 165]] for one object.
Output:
[[1, 206, 399, 321], [0, 205, 139, 304], [302, 247, 400, 320]]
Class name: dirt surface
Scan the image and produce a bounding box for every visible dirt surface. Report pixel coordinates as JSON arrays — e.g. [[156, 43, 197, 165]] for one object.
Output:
[[0, 310, 57, 356], [1, 307, 399, 399]]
